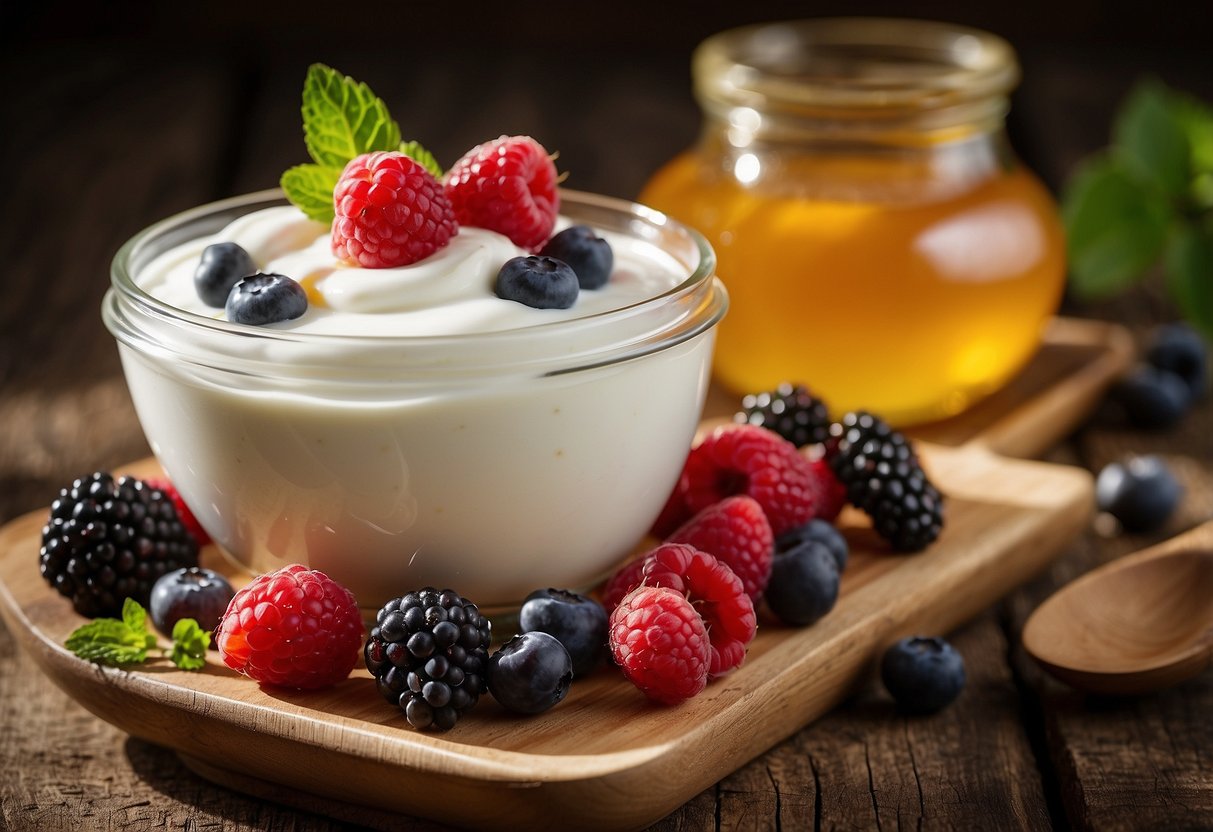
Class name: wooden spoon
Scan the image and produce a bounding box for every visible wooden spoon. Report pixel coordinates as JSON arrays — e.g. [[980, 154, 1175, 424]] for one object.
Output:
[[1023, 521, 1213, 696]]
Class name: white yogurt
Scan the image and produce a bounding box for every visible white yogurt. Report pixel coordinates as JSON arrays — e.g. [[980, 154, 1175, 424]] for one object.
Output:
[[138, 206, 690, 337], [107, 192, 725, 610]]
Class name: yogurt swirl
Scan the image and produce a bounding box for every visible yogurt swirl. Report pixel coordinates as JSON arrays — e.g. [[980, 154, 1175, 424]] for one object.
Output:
[[137, 206, 687, 336]]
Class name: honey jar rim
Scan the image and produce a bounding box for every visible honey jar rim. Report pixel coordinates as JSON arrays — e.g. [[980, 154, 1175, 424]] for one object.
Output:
[[694, 17, 1020, 118]]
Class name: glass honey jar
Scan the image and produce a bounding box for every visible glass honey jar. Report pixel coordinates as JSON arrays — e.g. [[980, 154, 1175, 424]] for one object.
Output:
[[641, 18, 1066, 425]]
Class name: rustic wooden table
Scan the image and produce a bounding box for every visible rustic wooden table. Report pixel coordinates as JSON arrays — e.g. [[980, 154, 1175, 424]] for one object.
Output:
[[2, 27, 1211, 832]]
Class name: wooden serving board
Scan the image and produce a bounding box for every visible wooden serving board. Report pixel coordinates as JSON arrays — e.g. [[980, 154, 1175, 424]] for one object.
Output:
[[0, 317, 1131, 831]]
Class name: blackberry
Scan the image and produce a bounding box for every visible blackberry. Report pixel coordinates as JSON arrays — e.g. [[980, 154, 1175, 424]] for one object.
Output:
[[39, 472, 200, 618], [735, 383, 831, 448], [827, 412, 944, 552], [364, 588, 492, 731]]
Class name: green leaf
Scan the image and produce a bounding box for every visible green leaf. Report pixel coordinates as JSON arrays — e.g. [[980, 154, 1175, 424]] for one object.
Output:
[[122, 597, 147, 633], [281, 163, 341, 224], [1172, 91, 1213, 176], [1165, 222, 1213, 337], [302, 63, 401, 169], [1192, 173, 1213, 211], [170, 618, 211, 671], [1062, 156, 1173, 299], [399, 140, 443, 179], [65, 618, 151, 667], [1113, 81, 1192, 197]]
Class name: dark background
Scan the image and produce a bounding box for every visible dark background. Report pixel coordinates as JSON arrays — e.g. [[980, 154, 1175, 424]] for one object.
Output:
[[4, 0, 1212, 198]]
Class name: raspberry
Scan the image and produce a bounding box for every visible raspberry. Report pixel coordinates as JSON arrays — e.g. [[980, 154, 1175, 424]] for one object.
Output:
[[682, 424, 818, 536], [443, 135, 559, 251], [601, 557, 646, 613], [332, 151, 458, 269], [667, 496, 773, 601], [804, 456, 848, 522], [640, 543, 756, 678], [609, 586, 710, 705], [145, 477, 211, 547], [217, 564, 364, 690]]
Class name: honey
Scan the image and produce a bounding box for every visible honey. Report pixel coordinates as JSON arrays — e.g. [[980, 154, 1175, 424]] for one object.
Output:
[[641, 19, 1066, 425]]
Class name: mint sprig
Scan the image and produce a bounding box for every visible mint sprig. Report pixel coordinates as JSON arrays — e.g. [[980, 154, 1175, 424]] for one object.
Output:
[[303, 63, 401, 169], [281, 64, 443, 225], [65, 598, 210, 671], [1062, 80, 1213, 336], [170, 618, 211, 671], [281, 163, 342, 224]]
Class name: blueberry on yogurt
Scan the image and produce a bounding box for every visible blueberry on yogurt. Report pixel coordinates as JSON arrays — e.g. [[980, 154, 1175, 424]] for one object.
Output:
[[539, 225, 613, 290], [494, 255, 579, 309], [195, 242, 256, 307], [225, 272, 308, 325]]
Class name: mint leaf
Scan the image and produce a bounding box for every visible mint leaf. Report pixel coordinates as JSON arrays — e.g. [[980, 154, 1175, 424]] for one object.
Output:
[[399, 140, 442, 179], [65, 618, 153, 666], [170, 618, 210, 671], [1113, 81, 1191, 198], [1165, 223, 1213, 337], [122, 597, 147, 633], [1062, 156, 1172, 299], [282, 163, 341, 224], [302, 64, 401, 169]]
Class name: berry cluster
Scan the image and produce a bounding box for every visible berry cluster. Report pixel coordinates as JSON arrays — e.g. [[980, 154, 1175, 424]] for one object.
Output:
[[607, 381, 953, 704], [326, 133, 614, 309]]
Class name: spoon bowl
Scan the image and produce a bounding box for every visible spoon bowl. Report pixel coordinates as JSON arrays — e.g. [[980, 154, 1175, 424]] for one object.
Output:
[[1023, 521, 1213, 696]]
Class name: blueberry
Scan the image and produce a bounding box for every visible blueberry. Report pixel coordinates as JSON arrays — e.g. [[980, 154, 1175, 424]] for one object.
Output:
[[881, 636, 966, 713], [1111, 365, 1190, 429], [1146, 323, 1208, 400], [486, 632, 573, 715], [149, 566, 235, 637], [225, 272, 308, 325], [764, 541, 840, 626], [195, 242, 256, 307], [775, 518, 849, 571], [494, 256, 579, 309], [1095, 455, 1183, 533], [518, 588, 608, 677], [538, 226, 614, 290]]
